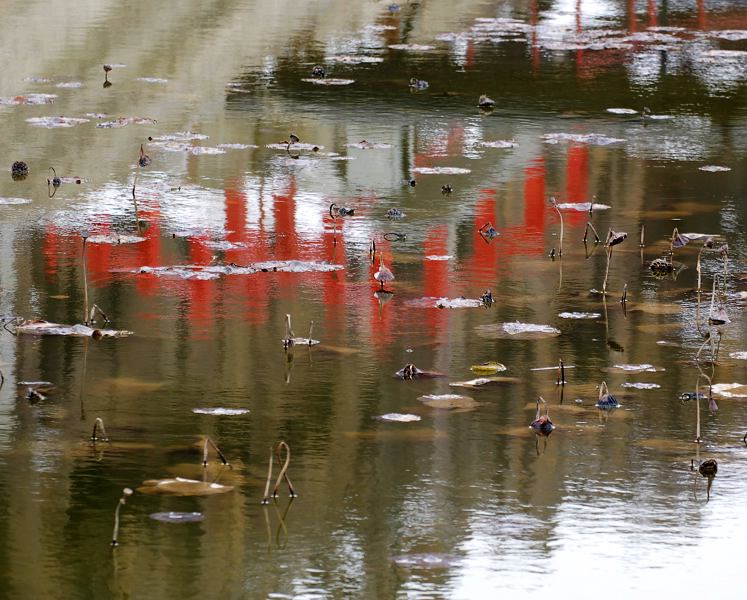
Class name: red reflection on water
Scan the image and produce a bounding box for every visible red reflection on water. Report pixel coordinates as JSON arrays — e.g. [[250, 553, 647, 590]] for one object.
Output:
[[564, 145, 589, 226], [423, 226, 449, 338], [524, 159, 545, 233], [647, 0, 658, 27], [471, 188, 499, 279]]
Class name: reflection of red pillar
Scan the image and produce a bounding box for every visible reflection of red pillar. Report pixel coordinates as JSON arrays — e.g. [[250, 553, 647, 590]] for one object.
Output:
[[524, 159, 545, 232], [465, 39, 476, 70], [564, 145, 589, 226], [86, 225, 113, 287], [647, 0, 658, 27], [273, 179, 299, 301], [627, 0, 637, 33], [322, 223, 347, 337], [470, 189, 499, 282], [223, 185, 271, 325], [697, 0, 706, 30], [575, 0, 584, 75], [186, 236, 216, 337], [423, 226, 449, 338], [135, 210, 162, 297]]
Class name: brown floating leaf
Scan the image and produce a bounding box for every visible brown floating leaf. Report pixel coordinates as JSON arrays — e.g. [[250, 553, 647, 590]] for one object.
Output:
[[475, 322, 561, 339]]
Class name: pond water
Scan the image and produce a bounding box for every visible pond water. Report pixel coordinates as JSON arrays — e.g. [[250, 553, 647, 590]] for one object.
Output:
[[1, 0, 746, 598]]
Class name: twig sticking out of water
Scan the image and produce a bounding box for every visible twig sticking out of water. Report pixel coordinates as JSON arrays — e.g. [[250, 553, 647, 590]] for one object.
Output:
[[82, 232, 90, 325], [111, 487, 133, 547], [621, 283, 628, 304], [556, 358, 565, 386], [202, 437, 230, 468], [639, 224, 645, 248], [283, 314, 295, 349], [262, 441, 297, 504]]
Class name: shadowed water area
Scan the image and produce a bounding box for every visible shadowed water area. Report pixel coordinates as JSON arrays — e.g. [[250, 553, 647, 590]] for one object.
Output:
[[1, 0, 746, 598]]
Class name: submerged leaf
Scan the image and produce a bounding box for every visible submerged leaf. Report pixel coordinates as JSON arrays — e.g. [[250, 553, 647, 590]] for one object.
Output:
[[418, 394, 478, 410], [300, 78, 355, 85], [470, 362, 507, 374], [376, 413, 422, 422], [412, 167, 471, 175], [475, 322, 560, 339], [137, 477, 234, 496], [712, 383, 747, 398], [391, 553, 461, 569], [192, 408, 250, 416], [150, 511, 204, 523]]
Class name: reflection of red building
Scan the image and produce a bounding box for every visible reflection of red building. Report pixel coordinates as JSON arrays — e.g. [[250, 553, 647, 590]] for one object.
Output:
[[423, 226, 449, 338]]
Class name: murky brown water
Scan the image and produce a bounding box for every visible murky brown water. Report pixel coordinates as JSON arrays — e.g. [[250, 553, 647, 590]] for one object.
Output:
[[1, 0, 746, 598]]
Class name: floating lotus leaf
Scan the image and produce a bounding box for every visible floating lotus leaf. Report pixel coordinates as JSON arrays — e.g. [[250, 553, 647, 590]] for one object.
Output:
[[137, 477, 234, 496], [555, 202, 611, 212], [558, 311, 601, 319], [424, 255, 452, 261], [542, 133, 625, 145], [327, 55, 384, 64], [26, 116, 90, 128], [621, 382, 661, 390], [345, 141, 393, 149], [387, 44, 436, 51], [265, 142, 324, 150], [136, 77, 168, 84], [729, 352, 747, 360], [605, 364, 664, 373], [606, 108, 638, 114], [434, 297, 484, 309], [391, 553, 460, 568], [699, 165, 731, 172], [188, 146, 226, 155], [216, 143, 258, 150], [0, 93, 57, 105], [95, 117, 157, 128], [133, 260, 344, 279], [0, 198, 31, 205], [149, 511, 204, 523], [284, 337, 320, 346], [376, 413, 422, 422], [412, 167, 471, 175], [470, 362, 507, 374], [86, 234, 146, 244], [712, 383, 747, 398], [15, 320, 133, 338], [418, 394, 478, 410], [192, 408, 250, 416], [153, 131, 208, 142], [475, 322, 560, 339], [449, 376, 519, 388], [479, 140, 517, 149], [300, 78, 355, 85]]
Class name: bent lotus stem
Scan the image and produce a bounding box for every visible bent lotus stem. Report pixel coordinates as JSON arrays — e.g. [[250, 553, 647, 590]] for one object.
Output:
[[283, 314, 295, 349], [583, 221, 601, 244], [111, 487, 134, 547], [602, 245, 612, 295], [557, 358, 565, 386], [621, 283, 628, 304], [639, 224, 645, 247], [272, 441, 297, 499], [202, 437, 230, 467], [91, 417, 109, 443], [550, 197, 563, 257], [695, 375, 702, 444], [308, 321, 314, 345], [262, 441, 297, 504], [82, 235, 90, 325]]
